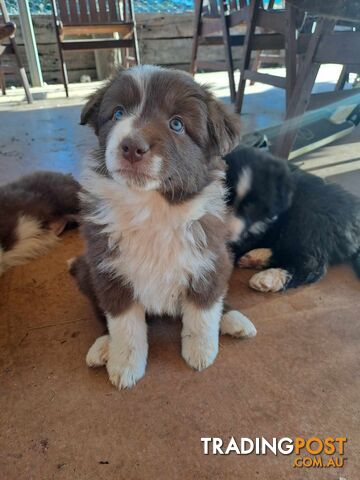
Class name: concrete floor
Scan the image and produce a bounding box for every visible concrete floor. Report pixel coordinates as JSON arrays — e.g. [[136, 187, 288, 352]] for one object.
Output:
[[0, 70, 359, 479]]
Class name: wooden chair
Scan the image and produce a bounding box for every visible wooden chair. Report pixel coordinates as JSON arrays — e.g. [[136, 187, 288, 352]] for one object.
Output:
[[272, 0, 360, 158], [190, 0, 290, 102], [190, 0, 250, 102], [0, 0, 33, 103], [50, 0, 140, 97], [335, 23, 360, 91], [235, 0, 302, 113]]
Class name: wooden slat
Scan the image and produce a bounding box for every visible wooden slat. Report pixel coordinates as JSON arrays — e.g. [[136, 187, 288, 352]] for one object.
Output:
[[199, 32, 284, 49], [78, 0, 89, 23], [244, 70, 286, 88], [98, 0, 108, 23], [196, 60, 228, 70], [308, 89, 360, 111], [57, 0, 70, 24], [88, 0, 99, 23], [208, 0, 219, 16], [123, 0, 128, 22], [256, 9, 286, 33], [108, 0, 119, 22], [69, 0, 79, 24], [61, 24, 133, 36], [1, 44, 14, 55], [0, 64, 17, 73], [61, 38, 133, 50], [200, 18, 223, 36], [137, 13, 195, 40], [228, 8, 249, 27], [314, 31, 360, 65]]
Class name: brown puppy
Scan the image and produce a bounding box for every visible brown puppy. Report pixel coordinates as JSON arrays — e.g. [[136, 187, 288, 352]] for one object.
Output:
[[73, 66, 256, 389], [0, 171, 80, 276]]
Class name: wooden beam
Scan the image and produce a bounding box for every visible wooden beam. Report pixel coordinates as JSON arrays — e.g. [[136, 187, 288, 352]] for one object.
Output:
[[315, 32, 360, 65], [17, 0, 43, 86], [61, 39, 134, 50], [60, 24, 134, 36], [244, 70, 287, 88]]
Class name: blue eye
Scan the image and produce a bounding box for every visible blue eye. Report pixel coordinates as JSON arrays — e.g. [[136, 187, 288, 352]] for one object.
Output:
[[169, 116, 184, 133], [113, 106, 125, 121]]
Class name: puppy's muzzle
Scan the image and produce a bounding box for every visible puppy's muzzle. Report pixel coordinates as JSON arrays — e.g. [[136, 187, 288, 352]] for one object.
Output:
[[120, 136, 150, 164]]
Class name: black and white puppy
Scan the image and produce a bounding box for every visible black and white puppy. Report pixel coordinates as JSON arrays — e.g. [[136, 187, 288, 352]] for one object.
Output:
[[226, 145, 360, 292], [0, 171, 80, 276], [71, 65, 257, 390]]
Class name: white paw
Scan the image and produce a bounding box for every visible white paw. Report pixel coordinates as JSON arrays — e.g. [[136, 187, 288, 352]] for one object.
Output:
[[106, 344, 147, 389], [249, 268, 291, 292], [237, 248, 272, 269], [220, 310, 257, 338], [86, 335, 109, 367], [181, 333, 218, 371]]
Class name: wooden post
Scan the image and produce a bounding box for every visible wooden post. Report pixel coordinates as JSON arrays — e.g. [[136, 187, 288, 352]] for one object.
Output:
[[17, 0, 43, 87]]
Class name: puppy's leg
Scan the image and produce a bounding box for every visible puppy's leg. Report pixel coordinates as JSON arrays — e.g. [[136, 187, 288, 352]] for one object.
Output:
[[249, 268, 291, 292], [285, 257, 327, 289], [106, 303, 148, 389], [86, 334, 109, 367], [181, 297, 223, 371], [68, 255, 107, 326], [237, 248, 273, 269], [71, 258, 145, 388], [249, 254, 328, 292]]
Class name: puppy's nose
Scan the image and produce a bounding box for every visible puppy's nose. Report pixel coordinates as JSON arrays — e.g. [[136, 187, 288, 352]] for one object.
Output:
[[120, 137, 149, 163]]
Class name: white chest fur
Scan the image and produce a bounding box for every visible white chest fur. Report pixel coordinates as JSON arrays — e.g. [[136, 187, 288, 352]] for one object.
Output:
[[83, 173, 226, 315]]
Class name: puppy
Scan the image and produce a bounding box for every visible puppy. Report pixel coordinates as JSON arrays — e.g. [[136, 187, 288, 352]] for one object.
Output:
[[71, 65, 257, 389], [0, 171, 80, 276], [226, 145, 360, 292]]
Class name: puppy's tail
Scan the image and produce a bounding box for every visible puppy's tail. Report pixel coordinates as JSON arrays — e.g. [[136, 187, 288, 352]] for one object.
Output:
[[351, 251, 360, 278]]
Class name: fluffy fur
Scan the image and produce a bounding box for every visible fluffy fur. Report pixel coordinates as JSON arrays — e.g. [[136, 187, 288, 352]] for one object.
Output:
[[72, 65, 256, 389], [0, 171, 81, 276], [226, 145, 360, 291]]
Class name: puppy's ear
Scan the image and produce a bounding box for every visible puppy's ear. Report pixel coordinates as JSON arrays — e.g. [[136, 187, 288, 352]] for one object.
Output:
[[266, 159, 294, 216], [206, 92, 241, 156], [80, 82, 109, 134]]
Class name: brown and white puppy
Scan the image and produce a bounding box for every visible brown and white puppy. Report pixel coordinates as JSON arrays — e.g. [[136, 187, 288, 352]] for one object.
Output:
[[75, 65, 256, 389], [0, 171, 80, 276]]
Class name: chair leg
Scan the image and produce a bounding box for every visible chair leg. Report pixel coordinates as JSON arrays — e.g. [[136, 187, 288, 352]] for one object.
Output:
[[219, 0, 236, 102], [120, 48, 126, 67], [0, 71, 6, 95], [335, 66, 348, 91], [19, 67, 33, 103], [235, 0, 262, 113], [9, 37, 33, 103], [128, 0, 140, 65], [58, 45, 69, 97], [190, 0, 203, 76], [133, 37, 140, 66], [284, 4, 297, 110], [250, 27, 263, 85]]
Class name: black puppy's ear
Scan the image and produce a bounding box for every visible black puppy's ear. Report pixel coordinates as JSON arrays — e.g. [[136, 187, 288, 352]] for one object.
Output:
[[266, 158, 294, 216], [206, 91, 241, 156], [80, 82, 109, 134]]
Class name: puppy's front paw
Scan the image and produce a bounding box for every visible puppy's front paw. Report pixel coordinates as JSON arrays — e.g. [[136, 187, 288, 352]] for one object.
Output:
[[220, 310, 257, 338], [86, 334, 109, 367], [181, 333, 218, 371], [106, 346, 147, 389], [237, 248, 272, 269], [249, 268, 291, 292]]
